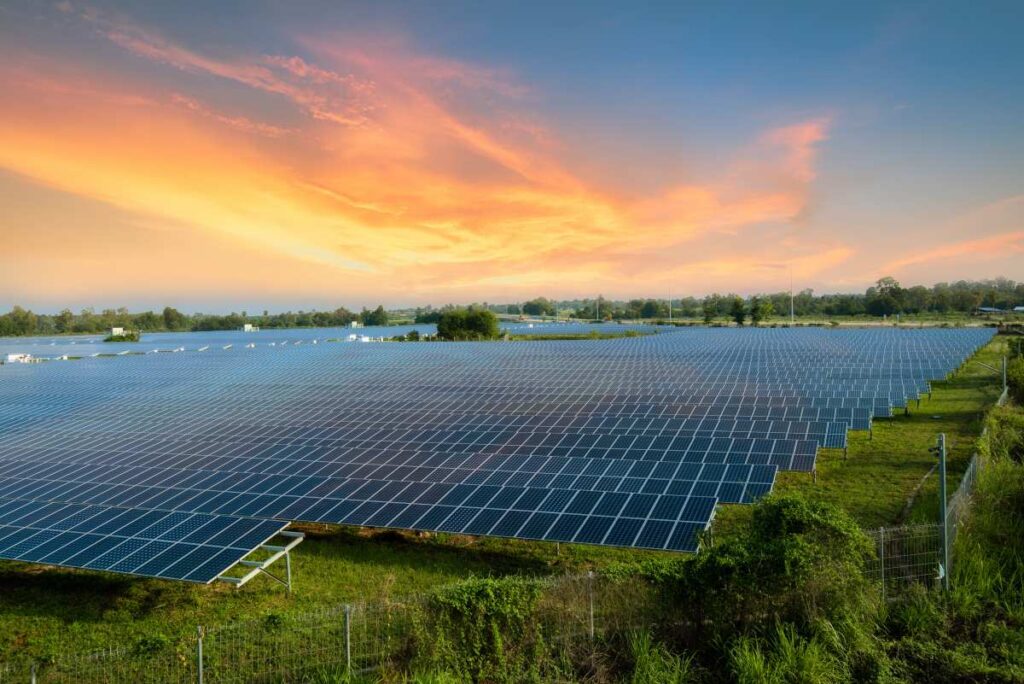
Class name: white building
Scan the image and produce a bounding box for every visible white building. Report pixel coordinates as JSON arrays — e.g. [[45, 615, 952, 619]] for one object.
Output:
[[350, 321, 363, 328], [5, 353, 34, 364], [240, 323, 260, 332], [110, 327, 125, 336]]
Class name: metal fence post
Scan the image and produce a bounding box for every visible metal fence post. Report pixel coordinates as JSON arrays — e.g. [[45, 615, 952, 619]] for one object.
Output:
[[30, 663, 36, 684], [344, 604, 352, 674], [878, 527, 886, 601], [932, 434, 951, 591], [196, 626, 204, 684], [587, 571, 595, 640]]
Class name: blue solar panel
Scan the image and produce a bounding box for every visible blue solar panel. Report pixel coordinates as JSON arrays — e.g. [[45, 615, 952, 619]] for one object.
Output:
[[0, 498, 284, 582], [0, 326, 995, 571]]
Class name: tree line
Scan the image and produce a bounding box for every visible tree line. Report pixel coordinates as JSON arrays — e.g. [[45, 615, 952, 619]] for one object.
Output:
[[3, 276, 1022, 337], [0, 304, 390, 337]]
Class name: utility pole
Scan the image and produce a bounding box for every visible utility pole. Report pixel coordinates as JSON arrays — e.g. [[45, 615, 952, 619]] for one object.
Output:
[[668, 296, 672, 323], [790, 265, 795, 324]]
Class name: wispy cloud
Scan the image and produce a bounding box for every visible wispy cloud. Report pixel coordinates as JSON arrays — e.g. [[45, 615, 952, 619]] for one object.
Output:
[[0, 3, 839, 302]]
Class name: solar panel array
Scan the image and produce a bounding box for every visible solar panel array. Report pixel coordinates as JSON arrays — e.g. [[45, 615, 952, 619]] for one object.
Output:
[[0, 327, 994, 579]]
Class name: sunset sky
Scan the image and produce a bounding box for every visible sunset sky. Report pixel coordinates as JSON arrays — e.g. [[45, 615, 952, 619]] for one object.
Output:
[[1, 1, 1022, 311]]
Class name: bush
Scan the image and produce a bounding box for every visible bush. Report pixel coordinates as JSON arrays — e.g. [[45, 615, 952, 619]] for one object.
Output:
[[436, 308, 500, 341], [1007, 355, 1024, 403], [413, 576, 548, 683], [670, 495, 878, 645]]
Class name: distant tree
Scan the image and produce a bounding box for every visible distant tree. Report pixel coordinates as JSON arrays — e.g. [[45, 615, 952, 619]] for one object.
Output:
[[436, 308, 500, 340], [750, 296, 774, 326], [730, 297, 747, 326], [702, 297, 718, 325], [522, 298, 555, 317], [360, 305, 389, 326], [162, 306, 187, 330], [54, 308, 74, 333]]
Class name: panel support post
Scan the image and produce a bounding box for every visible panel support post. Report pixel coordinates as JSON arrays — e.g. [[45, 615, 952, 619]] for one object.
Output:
[[285, 550, 292, 595], [344, 604, 352, 674], [587, 571, 595, 640], [196, 626, 205, 684]]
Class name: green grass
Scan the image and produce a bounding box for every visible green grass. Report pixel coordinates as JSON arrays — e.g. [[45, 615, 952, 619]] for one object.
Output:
[[0, 338, 1007, 664], [0, 525, 670, 662], [714, 336, 1007, 532]]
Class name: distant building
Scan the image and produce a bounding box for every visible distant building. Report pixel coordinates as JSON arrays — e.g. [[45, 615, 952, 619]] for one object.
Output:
[[110, 327, 125, 336], [350, 321, 363, 328], [240, 323, 260, 332], [5, 353, 34, 364]]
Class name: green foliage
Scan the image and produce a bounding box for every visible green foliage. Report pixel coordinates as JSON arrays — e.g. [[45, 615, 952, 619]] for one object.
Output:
[[749, 296, 775, 326], [1007, 355, 1024, 404], [521, 297, 556, 317], [626, 630, 696, 683], [435, 308, 500, 341], [413, 576, 547, 683], [671, 495, 878, 643], [360, 305, 389, 327], [728, 626, 846, 684], [729, 296, 747, 326]]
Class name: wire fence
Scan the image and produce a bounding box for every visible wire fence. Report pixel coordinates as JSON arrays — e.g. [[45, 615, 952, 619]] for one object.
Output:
[[0, 454, 988, 684]]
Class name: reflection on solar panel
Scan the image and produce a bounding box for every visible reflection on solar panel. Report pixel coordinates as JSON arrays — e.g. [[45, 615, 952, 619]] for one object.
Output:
[[0, 327, 994, 577]]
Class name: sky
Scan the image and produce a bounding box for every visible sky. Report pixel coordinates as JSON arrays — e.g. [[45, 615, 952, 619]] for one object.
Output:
[[1, 1, 1022, 312]]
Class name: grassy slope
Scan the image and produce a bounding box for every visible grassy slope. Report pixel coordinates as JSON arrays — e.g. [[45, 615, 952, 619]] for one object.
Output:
[[0, 338, 1007, 662]]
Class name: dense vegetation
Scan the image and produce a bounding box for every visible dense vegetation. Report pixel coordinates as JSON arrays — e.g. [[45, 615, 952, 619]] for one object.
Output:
[[435, 308, 501, 340], [0, 304, 393, 337], [3, 276, 1021, 338]]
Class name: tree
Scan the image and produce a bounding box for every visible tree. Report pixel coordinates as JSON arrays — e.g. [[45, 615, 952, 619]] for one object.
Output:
[[162, 306, 187, 330], [702, 297, 718, 325], [750, 296, 774, 326], [436, 308, 500, 340], [521, 298, 555, 317], [360, 305, 389, 326], [730, 297, 747, 326]]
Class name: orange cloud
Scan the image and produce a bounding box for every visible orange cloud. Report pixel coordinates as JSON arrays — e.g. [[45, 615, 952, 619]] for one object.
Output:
[[884, 231, 1024, 271], [0, 6, 837, 304]]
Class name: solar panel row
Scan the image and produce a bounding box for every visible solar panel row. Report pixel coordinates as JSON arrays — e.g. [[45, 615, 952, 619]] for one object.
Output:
[[0, 327, 995, 577], [0, 497, 285, 582]]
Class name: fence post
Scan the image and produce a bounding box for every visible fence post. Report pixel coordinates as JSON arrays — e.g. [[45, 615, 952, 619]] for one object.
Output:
[[587, 571, 595, 640], [932, 433, 951, 591], [196, 626, 204, 684], [30, 663, 36, 684], [878, 527, 886, 601], [344, 604, 352, 674]]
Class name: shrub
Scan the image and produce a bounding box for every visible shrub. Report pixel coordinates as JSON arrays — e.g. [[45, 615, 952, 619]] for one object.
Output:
[[413, 576, 548, 683], [669, 495, 879, 645], [1006, 356, 1024, 404], [436, 308, 500, 341]]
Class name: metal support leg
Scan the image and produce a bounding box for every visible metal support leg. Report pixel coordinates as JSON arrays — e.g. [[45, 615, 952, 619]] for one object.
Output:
[[285, 551, 292, 595], [197, 626, 204, 684]]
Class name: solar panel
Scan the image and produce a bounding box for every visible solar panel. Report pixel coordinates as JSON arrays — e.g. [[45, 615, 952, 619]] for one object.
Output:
[[0, 497, 285, 582], [0, 326, 995, 573]]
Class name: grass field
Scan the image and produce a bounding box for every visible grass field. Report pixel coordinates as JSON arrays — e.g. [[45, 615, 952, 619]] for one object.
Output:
[[0, 337, 1008, 664]]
